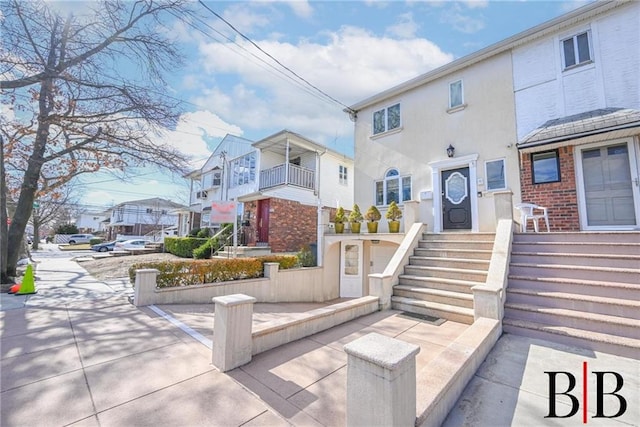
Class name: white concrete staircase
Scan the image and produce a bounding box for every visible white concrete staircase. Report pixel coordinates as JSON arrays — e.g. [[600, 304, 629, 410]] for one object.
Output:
[[504, 232, 640, 359], [391, 232, 495, 324]]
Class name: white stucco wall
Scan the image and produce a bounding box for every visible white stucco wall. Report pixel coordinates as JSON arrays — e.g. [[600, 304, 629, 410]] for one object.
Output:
[[353, 51, 519, 232]]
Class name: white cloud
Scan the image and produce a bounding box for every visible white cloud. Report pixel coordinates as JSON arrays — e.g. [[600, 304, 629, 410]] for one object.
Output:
[[386, 13, 420, 39], [154, 111, 243, 168], [440, 4, 485, 34], [285, 0, 314, 18], [461, 0, 489, 10], [191, 25, 453, 151]]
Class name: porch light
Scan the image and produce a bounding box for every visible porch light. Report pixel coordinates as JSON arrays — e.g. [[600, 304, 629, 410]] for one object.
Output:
[[446, 144, 455, 158]]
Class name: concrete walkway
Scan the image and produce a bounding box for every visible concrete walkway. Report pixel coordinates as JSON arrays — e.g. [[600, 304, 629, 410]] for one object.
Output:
[[2, 254, 638, 426]]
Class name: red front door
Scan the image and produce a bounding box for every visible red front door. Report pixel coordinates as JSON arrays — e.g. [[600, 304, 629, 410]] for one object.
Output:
[[257, 199, 270, 243]]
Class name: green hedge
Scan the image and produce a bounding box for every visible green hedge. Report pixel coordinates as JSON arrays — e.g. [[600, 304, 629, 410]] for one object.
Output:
[[129, 255, 299, 288], [89, 238, 103, 245], [164, 237, 209, 258]]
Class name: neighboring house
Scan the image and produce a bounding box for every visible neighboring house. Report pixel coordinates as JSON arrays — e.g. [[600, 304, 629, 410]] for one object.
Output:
[[105, 197, 186, 240], [187, 130, 354, 254], [74, 212, 107, 233], [513, 1, 640, 231]]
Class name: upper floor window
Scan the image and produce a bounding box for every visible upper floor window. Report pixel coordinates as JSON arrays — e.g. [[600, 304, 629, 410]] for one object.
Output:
[[449, 79, 464, 109], [374, 168, 411, 206], [212, 172, 221, 187], [230, 152, 257, 188], [485, 158, 507, 191], [562, 31, 592, 70], [373, 103, 401, 135], [532, 150, 561, 184], [339, 165, 348, 185]]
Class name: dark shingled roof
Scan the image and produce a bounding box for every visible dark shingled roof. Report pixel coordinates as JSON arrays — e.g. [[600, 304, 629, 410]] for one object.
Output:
[[518, 108, 640, 147]]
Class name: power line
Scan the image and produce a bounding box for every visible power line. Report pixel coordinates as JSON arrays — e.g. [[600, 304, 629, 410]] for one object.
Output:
[[196, 1, 355, 114]]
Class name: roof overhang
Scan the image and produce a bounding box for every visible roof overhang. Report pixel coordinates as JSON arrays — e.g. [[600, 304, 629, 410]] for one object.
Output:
[[517, 108, 640, 153]]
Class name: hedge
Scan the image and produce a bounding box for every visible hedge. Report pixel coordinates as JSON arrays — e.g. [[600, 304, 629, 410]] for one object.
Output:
[[89, 238, 103, 245], [164, 237, 209, 258], [129, 255, 299, 288]]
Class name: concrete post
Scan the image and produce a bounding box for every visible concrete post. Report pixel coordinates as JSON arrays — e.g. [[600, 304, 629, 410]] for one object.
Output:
[[403, 200, 420, 231], [263, 262, 279, 279], [212, 293, 256, 372], [133, 269, 159, 307], [344, 333, 420, 427], [472, 285, 503, 321], [492, 190, 513, 222], [368, 274, 393, 310]]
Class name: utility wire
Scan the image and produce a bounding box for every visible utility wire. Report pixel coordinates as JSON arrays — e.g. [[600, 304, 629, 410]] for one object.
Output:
[[197, 0, 355, 114]]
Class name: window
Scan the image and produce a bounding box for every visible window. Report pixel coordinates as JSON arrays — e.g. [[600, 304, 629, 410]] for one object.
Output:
[[562, 31, 592, 69], [449, 80, 463, 109], [146, 208, 153, 214], [532, 151, 561, 184], [485, 159, 506, 191], [374, 168, 412, 206], [372, 103, 401, 135], [339, 165, 348, 185], [212, 172, 221, 187], [229, 152, 257, 188]]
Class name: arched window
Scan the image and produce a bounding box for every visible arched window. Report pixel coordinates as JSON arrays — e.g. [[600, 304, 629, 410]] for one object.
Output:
[[374, 168, 412, 206]]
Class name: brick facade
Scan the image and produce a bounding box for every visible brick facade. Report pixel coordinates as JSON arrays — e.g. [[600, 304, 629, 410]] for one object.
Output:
[[519, 146, 580, 231], [243, 198, 317, 253]]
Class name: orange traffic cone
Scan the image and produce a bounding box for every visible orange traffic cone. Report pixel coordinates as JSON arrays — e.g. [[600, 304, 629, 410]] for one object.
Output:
[[16, 264, 37, 295]]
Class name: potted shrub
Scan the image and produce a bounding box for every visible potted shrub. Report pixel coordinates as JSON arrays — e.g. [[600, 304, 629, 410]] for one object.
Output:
[[386, 201, 402, 233], [333, 206, 346, 233], [364, 205, 381, 233], [348, 204, 364, 234]]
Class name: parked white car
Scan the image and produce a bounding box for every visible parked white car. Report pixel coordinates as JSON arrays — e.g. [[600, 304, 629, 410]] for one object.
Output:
[[114, 239, 149, 250], [68, 234, 95, 244]]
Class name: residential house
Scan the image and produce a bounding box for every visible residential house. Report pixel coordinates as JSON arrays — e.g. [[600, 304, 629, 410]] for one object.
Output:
[[105, 197, 186, 240], [187, 130, 354, 255], [513, 1, 640, 231], [180, 134, 254, 236], [74, 212, 107, 233]]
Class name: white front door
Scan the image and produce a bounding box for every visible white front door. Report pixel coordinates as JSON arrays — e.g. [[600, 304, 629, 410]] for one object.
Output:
[[576, 139, 640, 229], [340, 240, 363, 298]]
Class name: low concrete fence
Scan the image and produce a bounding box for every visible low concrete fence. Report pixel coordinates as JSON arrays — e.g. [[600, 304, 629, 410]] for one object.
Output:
[[212, 294, 380, 372], [134, 263, 332, 306]]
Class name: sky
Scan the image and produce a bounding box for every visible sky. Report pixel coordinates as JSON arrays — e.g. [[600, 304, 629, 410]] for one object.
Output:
[[45, 0, 593, 210]]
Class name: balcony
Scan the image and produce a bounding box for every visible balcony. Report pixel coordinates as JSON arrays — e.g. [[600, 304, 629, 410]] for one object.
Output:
[[259, 163, 315, 191]]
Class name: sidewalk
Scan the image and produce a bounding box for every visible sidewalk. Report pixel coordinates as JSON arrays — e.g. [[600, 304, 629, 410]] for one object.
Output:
[[2, 257, 637, 426]]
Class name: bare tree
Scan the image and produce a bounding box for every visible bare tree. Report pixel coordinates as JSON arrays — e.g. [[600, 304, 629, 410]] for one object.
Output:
[[1, 0, 193, 280]]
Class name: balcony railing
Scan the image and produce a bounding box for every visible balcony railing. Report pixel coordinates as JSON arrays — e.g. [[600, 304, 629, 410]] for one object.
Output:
[[259, 163, 315, 191]]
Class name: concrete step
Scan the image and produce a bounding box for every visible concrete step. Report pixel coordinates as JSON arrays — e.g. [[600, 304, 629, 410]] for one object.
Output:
[[398, 275, 478, 294], [503, 318, 640, 360], [391, 296, 474, 325], [404, 265, 488, 282], [508, 263, 640, 285], [394, 285, 474, 308], [413, 247, 493, 260], [408, 256, 490, 270], [511, 241, 640, 255], [421, 232, 496, 241], [506, 288, 640, 319], [513, 231, 640, 244], [508, 276, 640, 301], [510, 252, 640, 269], [504, 303, 640, 339], [418, 240, 494, 250]]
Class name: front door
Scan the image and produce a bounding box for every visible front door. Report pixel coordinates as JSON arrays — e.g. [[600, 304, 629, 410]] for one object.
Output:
[[340, 240, 363, 297], [442, 167, 472, 230], [257, 199, 270, 243], [579, 141, 639, 228]]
